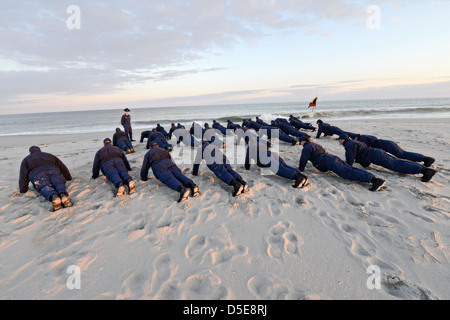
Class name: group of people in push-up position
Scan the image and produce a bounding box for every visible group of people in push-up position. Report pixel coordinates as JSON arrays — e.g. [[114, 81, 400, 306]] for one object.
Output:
[[18, 108, 437, 211]]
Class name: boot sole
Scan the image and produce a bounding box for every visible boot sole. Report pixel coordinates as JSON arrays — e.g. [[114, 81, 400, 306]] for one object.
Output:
[[370, 180, 386, 192], [178, 188, 190, 202], [52, 197, 63, 211], [116, 185, 126, 197], [233, 185, 244, 197], [128, 181, 137, 194], [191, 186, 200, 197], [61, 196, 73, 208]]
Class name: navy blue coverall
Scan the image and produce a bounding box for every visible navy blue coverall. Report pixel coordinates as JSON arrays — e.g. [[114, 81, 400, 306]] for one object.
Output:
[[316, 122, 345, 139], [342, 140, 423, 175], [19, 149, 72, 201], [259, 126, 298, 145], [121, 113, 133, 141], [155, 124, 169, 138], [273, 121, 309, 139], [113, 129, 133, 152], [140, 145, 194, 192], [193, 141, 241, 185], [352, 134, 425, 163], [299, 141, 374, 183], [212, 120, 228, 135], [289, 117, 315, 131], [245, 140, 300, 180], [146, 131, 172, 150], [92, 144, 133, 188]]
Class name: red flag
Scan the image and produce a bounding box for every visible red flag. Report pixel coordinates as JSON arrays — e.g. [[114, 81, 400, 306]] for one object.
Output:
[[308, 97, 317, 108]]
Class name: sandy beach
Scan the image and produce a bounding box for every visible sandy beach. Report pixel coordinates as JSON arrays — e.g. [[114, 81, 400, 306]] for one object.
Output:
[[0, 118, 448, 300]]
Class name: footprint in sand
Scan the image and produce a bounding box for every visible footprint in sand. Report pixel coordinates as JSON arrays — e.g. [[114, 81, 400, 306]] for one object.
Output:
[[182, 271, 229, 299], [247, 273, 310, 300], [381, 272, 438, 300], [266, 221, 303, 260], [185, 235, 207, 261], [185, 234, 247, 265], [150, 253, 172, 295]]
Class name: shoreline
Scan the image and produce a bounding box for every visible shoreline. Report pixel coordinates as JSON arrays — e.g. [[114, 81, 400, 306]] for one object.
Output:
[[1, 117, 449, 148]]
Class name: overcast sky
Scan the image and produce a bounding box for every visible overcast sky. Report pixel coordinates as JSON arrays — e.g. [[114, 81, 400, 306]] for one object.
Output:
[[1, 0, 449, 114]]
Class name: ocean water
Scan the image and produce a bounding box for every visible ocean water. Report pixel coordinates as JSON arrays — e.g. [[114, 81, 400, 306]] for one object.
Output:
[[0, 98, 449, 136]]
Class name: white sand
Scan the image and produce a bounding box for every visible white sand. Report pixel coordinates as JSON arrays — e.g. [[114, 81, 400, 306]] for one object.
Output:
[[0, 118, 449, 300]]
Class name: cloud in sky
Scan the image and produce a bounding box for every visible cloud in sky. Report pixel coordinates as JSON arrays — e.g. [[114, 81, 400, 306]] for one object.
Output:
[[0, 0, 449, 114]]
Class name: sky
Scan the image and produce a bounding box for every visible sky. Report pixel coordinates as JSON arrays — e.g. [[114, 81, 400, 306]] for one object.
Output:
[[0, 0, 449, 115]]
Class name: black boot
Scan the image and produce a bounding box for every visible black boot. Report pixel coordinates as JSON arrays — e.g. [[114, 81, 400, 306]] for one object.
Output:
[[423, 156, 435, 168], [369, 177, 385, 191], [237, 177, 249, 193], [292, 172, 309, 188], [60, 193, 73, 208], [178, 186, 190, 202], [116, 183, 126, 197], [230, 179, 244, 197], [127, 180, 137, 194], [188, 182, 200, 197], [421, 167, 436, 182], [51, 194, 63, 211]]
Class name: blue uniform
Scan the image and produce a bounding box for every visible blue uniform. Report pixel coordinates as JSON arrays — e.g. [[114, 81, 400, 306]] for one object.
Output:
[[255, 117, 269, 126], [140, 130, 152, 143], [235, 127, 269, 146], [259, 126, 298, 145], [273, 121, 309, 139], [289, 118, 315, 131], [121, 113, 133, 140], [203, 127, 225, 147], [245, 140, 300, 180], [173, 127, 201, 148], [212, 120, 228, 135], [193, 142, 241, 185], [168, 124, 178, 139], [226, 120, 241, 131], [92, 144, 132, 188], [343, 140, 423, 175], [354, 134, 425, 163], [146, 131, 172, 150], [141, 146, 194, 191], [190, 122, 205, 138], [316, 122, 344, 139], [299, 141, 374, 183], [19, 150, 72, 201], [155, 124, 169, 138], [113, 129, 133, 152]]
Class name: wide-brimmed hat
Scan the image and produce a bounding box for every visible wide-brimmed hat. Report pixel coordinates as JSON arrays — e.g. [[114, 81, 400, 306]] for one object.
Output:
[[124, 108, 130, 112]]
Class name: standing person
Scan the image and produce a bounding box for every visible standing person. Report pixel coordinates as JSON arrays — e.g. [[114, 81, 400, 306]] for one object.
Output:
[[298, 136, 386, 191], [121, 108, 135, 141], [113, 128, 134, 154], [193, 140, 249, 197], [19, 146, 73, 211], [92, 138, 136, 196], [337, 134, 436, 182], [141, 142, 200, 202]]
